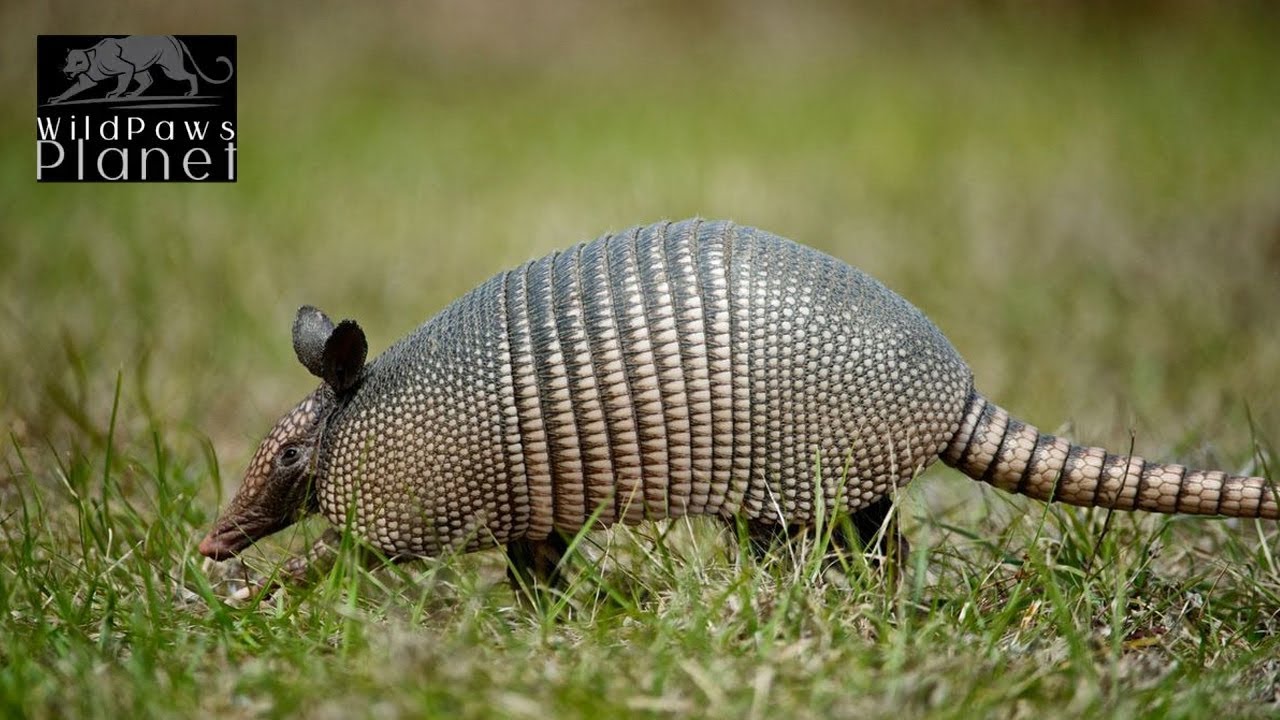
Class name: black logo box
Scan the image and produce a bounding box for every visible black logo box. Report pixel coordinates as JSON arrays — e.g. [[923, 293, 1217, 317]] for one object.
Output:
[[36, 35, 237, 182]]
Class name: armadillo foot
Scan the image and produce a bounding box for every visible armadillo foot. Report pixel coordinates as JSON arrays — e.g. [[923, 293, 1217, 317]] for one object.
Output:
[[200, 554, 276, 604], [506, 532, 571, 604]]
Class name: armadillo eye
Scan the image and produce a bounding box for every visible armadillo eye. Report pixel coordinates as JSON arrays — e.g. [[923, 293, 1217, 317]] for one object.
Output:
[[280, 446, 301, 466]]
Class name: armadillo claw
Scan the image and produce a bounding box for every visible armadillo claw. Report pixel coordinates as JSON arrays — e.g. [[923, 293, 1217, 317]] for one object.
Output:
[[199, 555, 280, 604]]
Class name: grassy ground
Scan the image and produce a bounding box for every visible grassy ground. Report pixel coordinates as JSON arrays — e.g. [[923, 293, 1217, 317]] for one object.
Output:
[[3, 3, 1280, 717]]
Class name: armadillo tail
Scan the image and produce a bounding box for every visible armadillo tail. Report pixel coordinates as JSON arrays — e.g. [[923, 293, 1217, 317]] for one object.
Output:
[[940, 391, 1278, 519]]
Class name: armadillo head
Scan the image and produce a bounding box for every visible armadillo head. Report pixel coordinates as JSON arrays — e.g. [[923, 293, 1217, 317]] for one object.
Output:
[[198, 305, 367, 560]]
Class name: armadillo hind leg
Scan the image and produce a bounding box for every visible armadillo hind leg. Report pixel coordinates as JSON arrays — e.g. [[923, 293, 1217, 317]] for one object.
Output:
[[736, 496, 909, 568], [506, 532, 572, 599], [847, 496, 910, 567]]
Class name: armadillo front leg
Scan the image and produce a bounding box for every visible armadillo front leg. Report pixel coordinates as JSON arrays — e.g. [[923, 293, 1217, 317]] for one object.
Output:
[[201, 528, 346, 603], [280, 528, 421, 588], [281, 527, 346, 584]]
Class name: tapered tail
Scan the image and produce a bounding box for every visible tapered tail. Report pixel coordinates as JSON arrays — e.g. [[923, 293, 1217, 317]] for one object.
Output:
[[941, 391, 1278, 519]]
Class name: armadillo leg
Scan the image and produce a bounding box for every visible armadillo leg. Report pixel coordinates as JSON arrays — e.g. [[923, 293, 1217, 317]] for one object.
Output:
[[505, 532, 571, 597], [734, 497, 909, 569], [846, 496, 910, 568], [736, 518, 792, 561], [281, 527, 345, 584], [204, 528, 387, 604], [281, 527, 417, 584]]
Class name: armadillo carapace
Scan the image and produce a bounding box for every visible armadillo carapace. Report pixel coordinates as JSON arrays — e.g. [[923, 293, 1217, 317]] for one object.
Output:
[[198, 219, 1277, 566]]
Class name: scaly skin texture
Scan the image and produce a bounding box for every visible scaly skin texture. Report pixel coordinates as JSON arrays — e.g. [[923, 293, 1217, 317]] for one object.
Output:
[[199, 219, 1277, 565], [945, 395, 1274, 517], [198, 391, 328, 559]]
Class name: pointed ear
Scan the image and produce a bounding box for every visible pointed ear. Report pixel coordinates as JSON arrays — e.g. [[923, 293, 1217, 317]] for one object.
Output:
[[293, 305, 335, 378], [321, 320, 367, 394]]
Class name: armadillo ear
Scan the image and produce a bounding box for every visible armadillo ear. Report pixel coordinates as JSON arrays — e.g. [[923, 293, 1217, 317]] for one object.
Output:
[[321, 320, 367, 394], [293, 305, 335, 378]]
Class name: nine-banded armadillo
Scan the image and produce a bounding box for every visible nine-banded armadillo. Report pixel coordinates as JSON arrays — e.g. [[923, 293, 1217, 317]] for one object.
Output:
[[198, 219, 1277, 575]]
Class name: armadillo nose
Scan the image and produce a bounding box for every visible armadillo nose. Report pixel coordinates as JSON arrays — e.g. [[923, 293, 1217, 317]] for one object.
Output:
[[198, 531, 236, 561]]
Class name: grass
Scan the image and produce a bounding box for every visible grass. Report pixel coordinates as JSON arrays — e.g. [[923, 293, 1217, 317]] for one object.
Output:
[[3, 3, 1280, 717]]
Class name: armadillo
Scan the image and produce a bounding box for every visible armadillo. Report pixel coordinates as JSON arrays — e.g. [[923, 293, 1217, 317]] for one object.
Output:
[[198, 219, 1277, 574]]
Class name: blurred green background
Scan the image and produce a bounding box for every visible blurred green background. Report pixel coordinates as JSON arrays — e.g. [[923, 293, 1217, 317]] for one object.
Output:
[[4, 3, 1280, 717], [4, 2, 1277, 492]]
